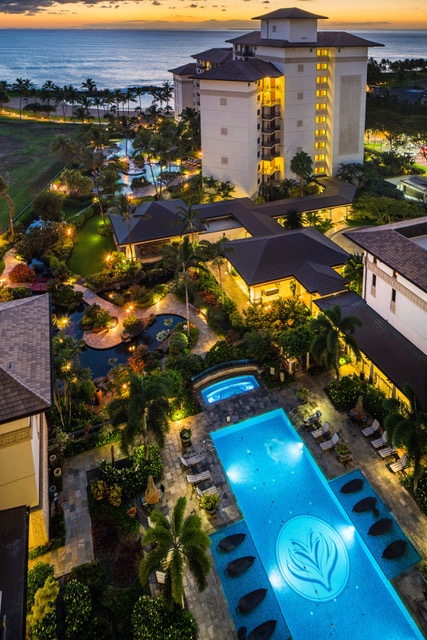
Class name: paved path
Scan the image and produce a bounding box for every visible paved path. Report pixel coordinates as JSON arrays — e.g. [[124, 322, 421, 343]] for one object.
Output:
[[74, 287, 217, 355], [1, 248, 21, 282]]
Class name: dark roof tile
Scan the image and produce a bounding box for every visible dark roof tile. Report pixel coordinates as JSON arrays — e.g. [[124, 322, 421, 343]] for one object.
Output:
[[196, 58, 282, 82], [168, 62, 197, 75], [227, 30, 382, 49], [191, 48, 232, 64], [253, 8, 328, 20]]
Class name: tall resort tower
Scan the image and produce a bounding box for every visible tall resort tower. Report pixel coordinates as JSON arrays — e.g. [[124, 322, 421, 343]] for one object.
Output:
[[170, 8, 382, 198]]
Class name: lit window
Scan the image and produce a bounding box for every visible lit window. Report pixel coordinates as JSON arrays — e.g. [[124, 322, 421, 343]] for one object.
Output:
[[314, 166, 325, 174], [316, 90, 327, 97], [316, 103, 327, 111], [316, 76, 328, 84], [315, 129, 326, 136], [316, 63, 328, 70], [317, 49, 329, 56], [316, 116, 327, 123], [314, 154, 326, 161], [315, 141, 326, 149]]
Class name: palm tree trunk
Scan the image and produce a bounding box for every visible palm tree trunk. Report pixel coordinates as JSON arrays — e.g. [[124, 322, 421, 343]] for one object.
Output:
[[128, 218, 133, 261], [184, 269, 190, 337]]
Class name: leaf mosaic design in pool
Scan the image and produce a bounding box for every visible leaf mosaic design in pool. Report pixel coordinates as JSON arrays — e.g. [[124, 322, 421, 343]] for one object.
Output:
[[277, 515, 349, 602]]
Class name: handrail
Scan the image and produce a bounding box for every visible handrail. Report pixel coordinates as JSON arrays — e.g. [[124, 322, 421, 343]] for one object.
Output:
[[191, 359, 252, 384]]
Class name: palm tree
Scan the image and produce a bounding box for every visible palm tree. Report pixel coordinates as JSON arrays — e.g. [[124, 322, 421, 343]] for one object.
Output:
[[12, 77, 33, 119], [161, 80, 173, 113], [242, 329, 278, 363], [41, 80, 55, 120], [107, 194, 137, 260], [64, 84, 78, 120], [162, 236, 204, 336], [139, 496, 211, 607], [50, 133, 76, 164], [133, 128, 160, 199], [175, 202, 204, 242], [0, 174, 15, 237], [384, 385, 427, 493], [282, 208, 303, 229], [310, 304, 362, 381], [199, 237, 231, 305], [108, 372, 171, 457], [290, 150, 313, 197], [81, 77, 97, 96], [180, 107, 200, 150], [343, 253, 364, 296]]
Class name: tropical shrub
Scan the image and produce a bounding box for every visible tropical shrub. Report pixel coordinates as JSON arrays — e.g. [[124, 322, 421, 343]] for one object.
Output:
[[0, 284, 32, 302], [8, 262, 36, 283], [168, 331, 188, 355], [402, 470, 427, 512], [27, 563, 55, 613], [64, 580, 92, 640], [122, 314, 142, 334], [131, 596, 197, 640], [97, 444, 163, 500], [326, 376, 361, 410], [27, 575, 59, 640], [205, 340, 246, 367], [33, 191, 64, 222], [81, 303, 112, 330], [48, 282, 83, 308]]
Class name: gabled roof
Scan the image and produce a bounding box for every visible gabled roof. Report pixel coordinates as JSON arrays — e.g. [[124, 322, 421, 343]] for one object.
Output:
[[198, 199, 284, 237], [0, 294, 52, 425], [191, 48, 233, 64], [195, 58, 282, 82], [253, 8, 328, 20], [227, 30, 382, 49], [168, 62, 197, 76], [224, 227, 348, 289], [345, 218, 427, 293], [316, 291, 427, 409]]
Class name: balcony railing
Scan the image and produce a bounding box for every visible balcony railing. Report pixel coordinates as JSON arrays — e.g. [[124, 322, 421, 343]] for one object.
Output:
[[262, 138, 281, 149], [262, 150, 281, 161], [261, 97, 281, 107], [262, 106, 281, 120], [261, 123, 280, 134]]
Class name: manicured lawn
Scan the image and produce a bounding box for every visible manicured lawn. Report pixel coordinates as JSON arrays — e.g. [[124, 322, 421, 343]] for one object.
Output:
[[67, 214, 115, 276], [0, 118, 81, 231]]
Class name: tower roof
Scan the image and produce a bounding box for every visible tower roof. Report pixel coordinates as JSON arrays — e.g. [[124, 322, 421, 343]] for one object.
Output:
[[253, 8, 328, 20]]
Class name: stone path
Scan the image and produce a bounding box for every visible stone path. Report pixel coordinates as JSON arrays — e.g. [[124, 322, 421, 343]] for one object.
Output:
[[30, 370, 427, 638]]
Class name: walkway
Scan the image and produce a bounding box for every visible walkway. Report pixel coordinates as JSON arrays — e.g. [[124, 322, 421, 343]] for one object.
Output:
[[0, 248, 21, 283], [34, 371, 427, 638], [74, 287, 217, 355]]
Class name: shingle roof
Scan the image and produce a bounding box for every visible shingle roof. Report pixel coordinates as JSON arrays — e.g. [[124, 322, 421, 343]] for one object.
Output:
[[253, 8, 328, 20], [195, 58, 282, 82], [224, 227, 348, 289], [0, 294, 52, 425], [168, 62, 197, 75], [227, 30, 382, 49], [316, 291, 427, 409], [191, 48, 233, 64], [198, 199, 284, 236], [345, 218, 427, 294]]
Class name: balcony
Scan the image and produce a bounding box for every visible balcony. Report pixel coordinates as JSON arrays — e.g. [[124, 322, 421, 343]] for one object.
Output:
[[262, 138, 280, 149], [261, 149, 281, 161], [261, 122, 280, 134], [262, 106, 281, 120], [261, 96, 281, 107]]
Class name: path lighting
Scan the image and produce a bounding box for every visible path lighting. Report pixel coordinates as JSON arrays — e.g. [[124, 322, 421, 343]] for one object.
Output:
[[122, 383, 128, 391], [66, 227, 72, 236], [105, 254, 111, 263]]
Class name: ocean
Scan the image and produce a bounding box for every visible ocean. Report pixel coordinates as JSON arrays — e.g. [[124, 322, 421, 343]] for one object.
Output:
[[0, 28, 426, 95]]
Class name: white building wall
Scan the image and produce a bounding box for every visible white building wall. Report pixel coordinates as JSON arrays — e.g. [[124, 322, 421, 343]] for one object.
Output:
[[260, 17, 318, 43], [200, 81, 260, 198], [173, 73, 196, 119], [0, 416, 39, 510], [364, 254, 427, 355]]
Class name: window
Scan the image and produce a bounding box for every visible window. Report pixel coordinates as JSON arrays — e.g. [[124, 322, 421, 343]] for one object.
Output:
[[315, 141, 326, 149], [316, 116, 327, 123], [257, 123, 261, 130], [317, 49, 329, 56], [316, 63, 328, 70], [297, 120, 303, 127], [257, 137, 260, 144], [257, 94, 261, 101], [316, 103, 327, 111], [315, 129, 326, 136], [257, 109, 261, 116], [391, 288, 396, 303], [314, 154, 326, 161], [220, 127, 228, 136], [298, 64, 304, 72], [297, 92, 304, 100], [314, 166, 325, 175], [296, 146, 303, 152], [372, 274, 376, 287], [316, 89, 327, 97], [221, 156, 228, 165], [220, 97, 227, 106], [272, 25, 277, 33], [316, 76, 327, 84]]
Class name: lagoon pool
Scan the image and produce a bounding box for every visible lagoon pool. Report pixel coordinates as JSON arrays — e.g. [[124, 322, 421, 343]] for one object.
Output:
[[211, 409, 423, 640], [201, 375, 259, 404]]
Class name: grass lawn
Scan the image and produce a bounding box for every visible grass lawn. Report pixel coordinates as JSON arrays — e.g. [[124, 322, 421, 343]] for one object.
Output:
[[0, 118, 82, 231], [67, 213, 115, 276]]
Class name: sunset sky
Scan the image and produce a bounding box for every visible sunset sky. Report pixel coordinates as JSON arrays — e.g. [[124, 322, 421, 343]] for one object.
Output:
[[0, 0, 426, 30]]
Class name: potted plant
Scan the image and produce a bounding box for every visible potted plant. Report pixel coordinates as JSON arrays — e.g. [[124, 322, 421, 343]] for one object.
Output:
[[297, 387, 309, 404], [179, 427, 192, 447], [335, 443, 351, 463], [200, 493, 221, 516]]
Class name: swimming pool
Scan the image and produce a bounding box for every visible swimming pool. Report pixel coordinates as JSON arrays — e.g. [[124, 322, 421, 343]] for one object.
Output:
[[201, 375, 259, 404], [211, 409, 424, 640]]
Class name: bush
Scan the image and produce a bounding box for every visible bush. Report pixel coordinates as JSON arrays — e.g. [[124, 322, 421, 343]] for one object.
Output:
[[47, 255, 71, 279], [27, 575, 59, 640], [132, 596, 197, 640], [326, 376, 361, 411], [33, 191, 64, 222], [27, 562, 55, 613], [73, 206, 95, 230], [64, 580, 92, 640], [0, 285, 32, 302], [205, 340, 245, 367], [97, 222, 113, 236], [8, 262, 36, 283], [402, 470, 427, 512], [122, 314, 141, 334], [82, 617, 114, 640], [168, 331, 188, 355], [81, 303, 112, 330]]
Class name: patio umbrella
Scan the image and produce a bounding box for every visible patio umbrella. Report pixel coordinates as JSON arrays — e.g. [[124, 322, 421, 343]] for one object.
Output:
[[145, 475, 160, 505]]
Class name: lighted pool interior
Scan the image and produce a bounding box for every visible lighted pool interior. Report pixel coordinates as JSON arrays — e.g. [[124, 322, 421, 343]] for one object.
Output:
[[211, 409, 423, 640], [201, 375, 259, 404]]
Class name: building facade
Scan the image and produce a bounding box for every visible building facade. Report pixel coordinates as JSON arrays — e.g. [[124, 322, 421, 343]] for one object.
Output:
[[171, 7, 382, 198]]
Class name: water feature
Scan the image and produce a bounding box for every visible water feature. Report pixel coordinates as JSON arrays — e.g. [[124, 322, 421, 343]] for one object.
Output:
[[200, 375, 260, 404]]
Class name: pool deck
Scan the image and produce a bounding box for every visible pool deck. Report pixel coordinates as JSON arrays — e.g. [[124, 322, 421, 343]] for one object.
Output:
[[37, 370, 427, 639]]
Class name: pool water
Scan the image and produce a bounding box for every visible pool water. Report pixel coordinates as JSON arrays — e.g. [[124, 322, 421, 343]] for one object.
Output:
[[201, 375, 259, 404], [211, 409, 424, 640]]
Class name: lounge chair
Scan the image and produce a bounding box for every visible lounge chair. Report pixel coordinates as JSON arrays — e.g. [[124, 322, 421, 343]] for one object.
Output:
[[320, 433, 339, 451], [382, 539, 408, 559], [225, 556, 256, 577], [196, 485, 220, 500], [378, 446, 397, 459], [362, 419, 380, 437], [217, 532, 246, 552], [236, 588, 267, 614], [311, 421, 330, 439], [304, 409, 322, 426], [371, 431, 388, 449], [186, 470, 211, 485], [248, 620, 277, 640], [179, 454, 202, 469], [389, 453, 408, 473]]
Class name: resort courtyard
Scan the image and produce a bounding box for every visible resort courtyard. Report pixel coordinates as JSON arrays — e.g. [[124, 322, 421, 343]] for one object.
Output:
[[36, 367, 427, 639]]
